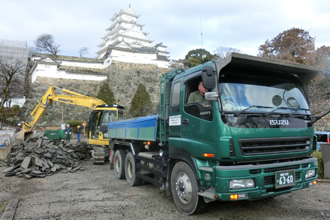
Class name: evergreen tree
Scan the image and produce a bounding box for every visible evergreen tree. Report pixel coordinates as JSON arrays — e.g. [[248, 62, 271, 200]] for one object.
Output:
[[184, 48, 218, 68], [129, 84, 152, 117], [97, 82, 115, 104]]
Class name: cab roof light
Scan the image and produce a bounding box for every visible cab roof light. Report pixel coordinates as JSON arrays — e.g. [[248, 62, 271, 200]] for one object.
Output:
[[203, 153, 214, 158]]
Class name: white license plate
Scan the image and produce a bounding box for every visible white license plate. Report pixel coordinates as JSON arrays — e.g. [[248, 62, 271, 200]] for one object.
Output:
[[275, 170, 295, 188]]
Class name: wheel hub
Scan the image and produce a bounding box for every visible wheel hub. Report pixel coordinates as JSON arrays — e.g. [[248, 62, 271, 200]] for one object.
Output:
[[175, 172, 192, 203]]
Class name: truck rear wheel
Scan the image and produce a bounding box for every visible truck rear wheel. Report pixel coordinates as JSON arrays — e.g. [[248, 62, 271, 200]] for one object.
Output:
[[171, 162, 205, 214], [114, 149, 126, 179], [125, 152, 143, 186]]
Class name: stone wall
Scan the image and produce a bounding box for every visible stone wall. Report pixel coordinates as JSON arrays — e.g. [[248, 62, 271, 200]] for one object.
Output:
[[106, 61, 167, 112], [314, 115, 330, 131], [19, 62, 168, 127]]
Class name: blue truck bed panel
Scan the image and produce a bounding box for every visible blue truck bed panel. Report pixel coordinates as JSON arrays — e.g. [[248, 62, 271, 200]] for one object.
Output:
[[109, 115, 158, 141]]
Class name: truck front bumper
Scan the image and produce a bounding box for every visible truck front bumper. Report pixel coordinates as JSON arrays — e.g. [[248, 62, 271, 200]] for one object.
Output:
[[198, 158, 318, 201]]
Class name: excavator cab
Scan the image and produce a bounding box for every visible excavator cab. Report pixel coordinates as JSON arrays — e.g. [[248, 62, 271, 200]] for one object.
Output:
[[88, 104, 124, 145]]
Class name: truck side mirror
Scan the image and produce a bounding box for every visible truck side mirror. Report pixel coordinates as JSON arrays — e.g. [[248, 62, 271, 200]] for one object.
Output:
[[204, 92, 218, 101], [202, 66, 216, 90]]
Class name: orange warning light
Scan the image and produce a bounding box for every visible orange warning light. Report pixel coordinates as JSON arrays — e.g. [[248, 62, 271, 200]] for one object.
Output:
[[230, 194, 239, 200], [203, 153, 214, 158]]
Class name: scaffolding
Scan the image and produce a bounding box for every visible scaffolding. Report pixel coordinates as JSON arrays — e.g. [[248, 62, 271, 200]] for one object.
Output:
[[0, 39, 29, 65], [0, 39, 29, 106]]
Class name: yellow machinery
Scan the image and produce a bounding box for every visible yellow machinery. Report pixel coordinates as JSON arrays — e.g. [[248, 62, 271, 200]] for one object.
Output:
[[18, 86, 124, 147]]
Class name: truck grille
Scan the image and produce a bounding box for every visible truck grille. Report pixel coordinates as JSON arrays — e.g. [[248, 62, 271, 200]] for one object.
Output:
[[249, 164, 302, 175], [239, 136, 310, 156]]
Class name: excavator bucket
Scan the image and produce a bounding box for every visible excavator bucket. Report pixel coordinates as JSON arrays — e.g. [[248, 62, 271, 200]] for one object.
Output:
[[14, 130, 25, 143], [14, 130, 34, 143], [24, 131, 35, 140]]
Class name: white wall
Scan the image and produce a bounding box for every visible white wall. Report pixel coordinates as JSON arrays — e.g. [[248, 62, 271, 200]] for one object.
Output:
[[110, 49, 168, 68], [31, 63, 107, 83], [156, 60, 169, 69], [0, 97, 26, 108], [60, 60, 104, 69], [111, 49, 156, 64]]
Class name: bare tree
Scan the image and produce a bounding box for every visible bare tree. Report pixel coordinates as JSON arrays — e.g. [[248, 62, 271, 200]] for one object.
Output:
[[258, 28, 315, 65], [79, 47, 89, 57], [0, 57, 25, 111], [308, 73, 330, 130], [214, 47, 241, 60], [34, 34, 60, 55]]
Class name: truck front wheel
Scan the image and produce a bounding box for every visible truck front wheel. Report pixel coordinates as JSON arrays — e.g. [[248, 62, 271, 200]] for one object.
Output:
[[171, 162, 205, 214], [125, 152, 143, 186], [114, 149, 126, 179]]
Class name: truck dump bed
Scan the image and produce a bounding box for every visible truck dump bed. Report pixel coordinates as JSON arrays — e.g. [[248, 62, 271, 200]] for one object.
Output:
[[108, 115, 158, 141]]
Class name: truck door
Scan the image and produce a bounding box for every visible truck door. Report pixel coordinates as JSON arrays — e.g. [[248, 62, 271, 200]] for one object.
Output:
[[180, 76, 216, 154], [88, 110, 102, 140]]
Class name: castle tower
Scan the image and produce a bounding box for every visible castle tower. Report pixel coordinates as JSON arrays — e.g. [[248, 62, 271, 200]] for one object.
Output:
[[97, 6, 169, 68]]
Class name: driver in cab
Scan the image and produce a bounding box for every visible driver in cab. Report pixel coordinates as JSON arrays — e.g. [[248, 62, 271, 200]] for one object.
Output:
[[188, 81, 211, 107]]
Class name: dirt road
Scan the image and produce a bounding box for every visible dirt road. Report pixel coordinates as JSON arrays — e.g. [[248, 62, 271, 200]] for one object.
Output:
[[1, 160, 330, 220]]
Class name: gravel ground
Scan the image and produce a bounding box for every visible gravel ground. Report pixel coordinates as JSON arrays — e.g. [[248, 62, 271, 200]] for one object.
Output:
[[1, 160, 330, 220]]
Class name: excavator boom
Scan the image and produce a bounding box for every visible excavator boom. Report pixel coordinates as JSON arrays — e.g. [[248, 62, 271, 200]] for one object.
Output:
[[18, 86, 107, 141]]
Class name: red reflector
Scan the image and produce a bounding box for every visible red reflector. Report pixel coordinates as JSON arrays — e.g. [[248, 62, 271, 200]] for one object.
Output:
[[203, 153, 214, 158], [327, 138, 330, 144]]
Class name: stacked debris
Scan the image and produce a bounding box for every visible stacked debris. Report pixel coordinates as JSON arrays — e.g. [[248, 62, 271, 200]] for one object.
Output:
[[2, 136, 93, 179]]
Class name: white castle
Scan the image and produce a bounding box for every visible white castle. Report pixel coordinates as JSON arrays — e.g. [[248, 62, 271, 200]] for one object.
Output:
[[97, 7, 169, 68], [30, 6, 170, 83]]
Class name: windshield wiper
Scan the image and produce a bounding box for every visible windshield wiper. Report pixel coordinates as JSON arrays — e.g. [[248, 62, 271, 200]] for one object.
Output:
[[267, 107, 293, 115], [267, 107, 310, 116], [234, 105, 272, 116]]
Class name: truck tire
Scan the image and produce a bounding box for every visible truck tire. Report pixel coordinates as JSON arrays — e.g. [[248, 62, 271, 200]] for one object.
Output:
[[125, 152, 143, 186], [171, 162, 206, 214], [114, 149, 126, 179]]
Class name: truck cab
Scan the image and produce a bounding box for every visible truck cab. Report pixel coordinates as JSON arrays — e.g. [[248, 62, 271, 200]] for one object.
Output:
[[109, 53, 320, 214], [166, 53, 319, 210]]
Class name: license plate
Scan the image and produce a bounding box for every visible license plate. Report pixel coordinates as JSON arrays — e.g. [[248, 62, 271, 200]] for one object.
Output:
[[275, 170, 295, 188]]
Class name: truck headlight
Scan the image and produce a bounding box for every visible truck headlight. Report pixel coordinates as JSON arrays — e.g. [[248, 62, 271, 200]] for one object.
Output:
[[230, 179, 255, 189], [305, 169, 316, 179]]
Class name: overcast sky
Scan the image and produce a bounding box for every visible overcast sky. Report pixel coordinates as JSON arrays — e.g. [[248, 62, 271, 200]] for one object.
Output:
[[1, 0, 329, 60]]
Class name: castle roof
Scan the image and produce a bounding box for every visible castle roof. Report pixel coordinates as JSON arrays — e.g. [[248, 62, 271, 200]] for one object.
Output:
[[111, 7, 139, 21]]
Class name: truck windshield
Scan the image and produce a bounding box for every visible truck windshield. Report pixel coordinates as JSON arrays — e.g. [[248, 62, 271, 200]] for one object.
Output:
[[219, 75, 310, 115]]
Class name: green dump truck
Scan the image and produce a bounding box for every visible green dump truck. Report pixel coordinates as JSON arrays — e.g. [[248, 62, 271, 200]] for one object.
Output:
[[108, 53, 321, 214]]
